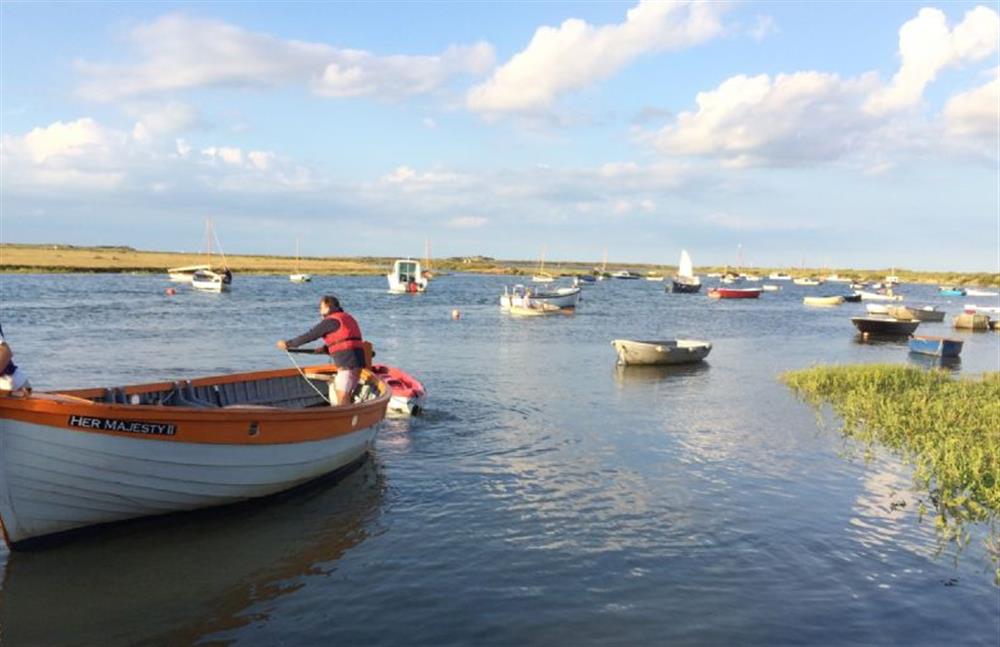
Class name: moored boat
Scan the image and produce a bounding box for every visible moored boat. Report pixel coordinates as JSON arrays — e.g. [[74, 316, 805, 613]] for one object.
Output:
[[191, 268, 232, 292], [908, 336, 963, 358], [793, 277, 822, 286], [289, 238, 312, 283], [762, 284, 781, 292], [507, 302, 573, 316], [671, 249, 702, 293], [866, 303, 890, 315], [500, 284, 581, 310], [856, 290, 903, 302], [939, 287, 966, 296], [387, 259, 428, 293], [708, 287, 762, 299], [768, 272, 792, 280], [804, 296, 845, 307], [966, 288, 998, 297], [888, 305, 945, 322], [954, 312, 991, 330], [964, 304, 1000, 315], [612, 270, 642, 279], [167, 264, 211, 283], [842, 293, 862, 303], [851, 316, 920, 336], [0, 365, 390, 547], [611, 339, 712, 365]]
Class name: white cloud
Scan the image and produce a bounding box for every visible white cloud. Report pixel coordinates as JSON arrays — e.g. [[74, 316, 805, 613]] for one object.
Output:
[[749, 15, 778, 42], [379, 165, 469, 189], [704, 211, 818, 232], [1, 118, 128, 189], [447, 216, 488, 228], [77, 13, 494, 102], [655, 71, 879, 166], [865, 6, 1000, 115], [467, 0, 726, 114], [943, 75, 999, 136], [314, 44, 493, 98], [201, 146, 244, 166], [130, 102, 199, 142]]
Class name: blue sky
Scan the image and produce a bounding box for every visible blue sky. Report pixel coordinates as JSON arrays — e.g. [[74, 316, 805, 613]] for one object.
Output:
[[1, 1, 997, 270]]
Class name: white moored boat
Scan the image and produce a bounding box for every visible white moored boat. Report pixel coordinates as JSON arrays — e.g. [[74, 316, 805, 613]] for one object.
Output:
[[768, 272, 792, 280], [0, 365, 389, 547], [289, 238, 311, 283], [793, 277, 822, 286], [966, 289, 998, 297], [670, 249, 702, 293], [387, 259, 428, 293], [500, 284, 581, 310], [803, 296, 845, 307], [611, 339, 712, 365], [167, 265, 211, 283], [191, 268, 232, 292], [857, 290, 903, 302]]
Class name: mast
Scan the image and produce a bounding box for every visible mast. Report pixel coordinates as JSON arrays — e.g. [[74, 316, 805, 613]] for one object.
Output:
[[295, 237, 300, 273]]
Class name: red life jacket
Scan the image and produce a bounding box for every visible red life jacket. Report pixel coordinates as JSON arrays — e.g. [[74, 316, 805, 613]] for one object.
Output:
[[322, 311, 364, 355]]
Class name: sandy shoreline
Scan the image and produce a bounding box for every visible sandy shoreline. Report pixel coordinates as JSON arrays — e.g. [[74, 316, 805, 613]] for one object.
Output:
[[1, 243, 997, 286]]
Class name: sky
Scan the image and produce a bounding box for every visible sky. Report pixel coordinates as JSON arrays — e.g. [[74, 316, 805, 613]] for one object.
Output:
[[0, 1, 997, 270]]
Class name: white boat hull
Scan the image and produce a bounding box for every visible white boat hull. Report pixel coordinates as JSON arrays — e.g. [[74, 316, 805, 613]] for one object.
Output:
[[191, 279, 230, 292], [500, 287, 581, 309], [0, 417, 376, 544], [289, 274, 312, 283], [858, 291, 903, 302], [388, 394, 426, 416], [612, 339, 712, 366], [966, 289, 998, 297], [168, 273, 195, 283]]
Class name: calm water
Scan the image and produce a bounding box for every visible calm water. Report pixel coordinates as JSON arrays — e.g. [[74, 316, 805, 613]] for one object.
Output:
[[0, 273, 998, 646]]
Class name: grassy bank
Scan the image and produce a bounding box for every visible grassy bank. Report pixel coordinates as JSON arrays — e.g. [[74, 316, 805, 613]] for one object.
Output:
[[1, 243, 997, 285], [781, 365, 1000, 577]]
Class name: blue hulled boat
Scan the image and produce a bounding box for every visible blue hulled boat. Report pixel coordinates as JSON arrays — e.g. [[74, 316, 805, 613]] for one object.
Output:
[[908, 335, 964, 358], [939, 287, 966, 296]]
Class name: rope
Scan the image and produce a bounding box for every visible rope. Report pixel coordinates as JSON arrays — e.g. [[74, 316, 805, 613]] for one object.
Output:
[[284, 350, 333, 405]]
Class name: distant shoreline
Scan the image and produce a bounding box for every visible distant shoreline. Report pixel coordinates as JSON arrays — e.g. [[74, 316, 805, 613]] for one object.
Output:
[[1, 243, 997, 286]]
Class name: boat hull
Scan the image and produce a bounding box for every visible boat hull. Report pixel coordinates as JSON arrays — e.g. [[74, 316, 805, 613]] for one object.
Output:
[[0, 417, 377, 546], [611, 339, 712, 366], [708, 288, 762, 299], [371, 365, 426, 416], [804, 296, 845, 307], [857, 291, 903, 302], [908, 336, 963, 358], [0, 366, 389, 546], [851, 317, 920, 336], [670, 278, 702, 293], [501, 286, 581, 309]]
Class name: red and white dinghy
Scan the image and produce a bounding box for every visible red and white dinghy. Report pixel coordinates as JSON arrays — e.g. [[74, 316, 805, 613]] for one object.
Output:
[[0, 365, 390, 547], [371, 365, 426, 416], [707, 287, 763, 299]]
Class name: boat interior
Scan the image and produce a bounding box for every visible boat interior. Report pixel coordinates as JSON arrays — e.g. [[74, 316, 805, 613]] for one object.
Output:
[[60, 367, 382, 410]]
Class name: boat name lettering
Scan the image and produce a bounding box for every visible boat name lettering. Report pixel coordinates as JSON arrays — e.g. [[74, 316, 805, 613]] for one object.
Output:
[[68, 415, 176, 436]]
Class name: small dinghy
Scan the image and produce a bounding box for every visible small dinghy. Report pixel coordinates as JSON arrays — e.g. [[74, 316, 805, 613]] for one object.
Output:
[[939, 287, 966, 296], [954, 313, 991, 330], [611, 339, 712, 366], [191, 268, 233, 292], [856, 290, 903, 302], [708, 287, 762, 299], [908, 336, 963, 358], [793, 278, 822, 286], [851, 316, 920, 336], [762, 284, 781, 292], [0, 365, 390, 547], [966, 288, 999, 297], [501, 284, 581, 310], [370, 365, 426, 416], [803, 296, 844, 307], [888, 305, 945, 322], [842, 293, 862, 302]]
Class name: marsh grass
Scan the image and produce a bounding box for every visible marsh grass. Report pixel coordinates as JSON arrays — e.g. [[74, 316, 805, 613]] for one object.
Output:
[[781, 365, 1000, 579]]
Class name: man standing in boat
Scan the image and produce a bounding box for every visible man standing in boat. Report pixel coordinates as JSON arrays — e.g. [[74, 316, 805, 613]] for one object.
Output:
[[0, 324, 31, 396], [277, 295, 366, 405]]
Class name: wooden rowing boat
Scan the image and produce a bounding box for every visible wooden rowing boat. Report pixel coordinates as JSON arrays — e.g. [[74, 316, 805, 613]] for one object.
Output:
[[803, 296, 845, 307], [611, 339, 712, 365], [851, 317, 920, 336], [0, 365, 390, 547]]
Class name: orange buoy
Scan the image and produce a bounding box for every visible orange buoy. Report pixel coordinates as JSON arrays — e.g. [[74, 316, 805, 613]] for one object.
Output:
[[165, 288, 176, 296], [451, 309, 461, 320]]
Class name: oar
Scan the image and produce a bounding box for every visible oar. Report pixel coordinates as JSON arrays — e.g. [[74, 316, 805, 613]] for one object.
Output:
[[286, 347, 324, 354]]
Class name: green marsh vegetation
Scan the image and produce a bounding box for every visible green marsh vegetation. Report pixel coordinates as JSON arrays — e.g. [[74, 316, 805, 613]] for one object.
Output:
[[781, 365, 1000, 580]]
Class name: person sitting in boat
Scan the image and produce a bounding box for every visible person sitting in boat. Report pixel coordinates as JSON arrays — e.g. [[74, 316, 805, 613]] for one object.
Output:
[[277, 295, 366, 406], [0, 324, 31, 397], [407, 278, 418, 293]]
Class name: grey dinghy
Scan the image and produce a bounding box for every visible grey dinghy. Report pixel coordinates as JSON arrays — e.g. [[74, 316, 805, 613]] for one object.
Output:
[[611, 339, 712, 366]]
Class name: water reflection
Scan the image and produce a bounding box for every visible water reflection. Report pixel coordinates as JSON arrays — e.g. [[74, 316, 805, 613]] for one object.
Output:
[[851, 333, 910, 347], [0, 459, 383, 646], [612, 362, 710, 385]]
